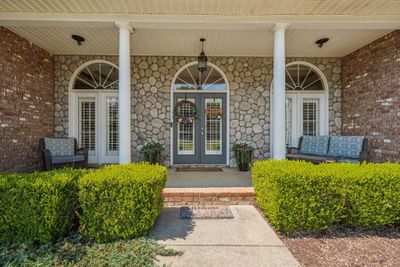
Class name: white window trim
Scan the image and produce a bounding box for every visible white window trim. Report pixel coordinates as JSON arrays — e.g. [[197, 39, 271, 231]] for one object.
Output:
[[68, 60, 119, 164], [270, 61, 329, 152]]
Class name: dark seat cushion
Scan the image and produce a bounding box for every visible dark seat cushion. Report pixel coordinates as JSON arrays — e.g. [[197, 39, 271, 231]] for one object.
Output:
[[299, 136, 330, 156], [327, 136, 364, 159], [51, 155, 85, 164], [286, 153, 338, 163], [44, 137, 75, 156]]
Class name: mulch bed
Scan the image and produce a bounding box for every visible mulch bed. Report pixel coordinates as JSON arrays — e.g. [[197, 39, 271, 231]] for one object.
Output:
[[280, 228, 400, 267]]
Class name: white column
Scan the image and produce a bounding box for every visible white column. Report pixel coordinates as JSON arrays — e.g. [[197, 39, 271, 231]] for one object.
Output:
[[272, 23, 289, 160], [116, 21, 133, 164]]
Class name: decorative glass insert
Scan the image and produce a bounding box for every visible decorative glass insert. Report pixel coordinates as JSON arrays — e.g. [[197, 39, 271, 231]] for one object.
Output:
[[285, 98, 293, 147], [285, 64, 324, 91], [106, 97, 119, 156], [78, 98, 95, 155], [205, 98, 223, 155], [73, 62, 118, 90], [303, 98, 320, 136], [174, 63, 226, 91], [177, 98, 195, 155]]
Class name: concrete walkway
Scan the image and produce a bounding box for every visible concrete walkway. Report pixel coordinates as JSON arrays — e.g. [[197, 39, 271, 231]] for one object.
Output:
[[166, 168, 252, 188], [150, 205, 299, 267]]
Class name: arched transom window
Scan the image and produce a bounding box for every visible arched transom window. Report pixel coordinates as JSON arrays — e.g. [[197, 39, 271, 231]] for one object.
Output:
[[285, 63, 324, 91], [73, 61, 118, 90], [174, 63, 227, 91]]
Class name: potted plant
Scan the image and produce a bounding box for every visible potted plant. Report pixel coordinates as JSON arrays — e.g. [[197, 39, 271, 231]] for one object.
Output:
[[232, 141, 255, 171], [142, 141, 165, 164]]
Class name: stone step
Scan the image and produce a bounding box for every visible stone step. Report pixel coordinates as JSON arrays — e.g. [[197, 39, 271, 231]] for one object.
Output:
[[162, 187, 256, 206]]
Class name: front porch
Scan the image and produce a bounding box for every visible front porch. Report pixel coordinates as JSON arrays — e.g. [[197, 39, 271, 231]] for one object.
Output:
[[166, 168, 251, 188], [0, 1, 399, 173], [164, 167, 255, 206]]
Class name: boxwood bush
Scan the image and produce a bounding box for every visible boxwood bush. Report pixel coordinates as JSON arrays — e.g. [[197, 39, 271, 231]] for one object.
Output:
[[252, 160, 400, 234], [0, 169, 85, 243], [78, 163, 167, 242]]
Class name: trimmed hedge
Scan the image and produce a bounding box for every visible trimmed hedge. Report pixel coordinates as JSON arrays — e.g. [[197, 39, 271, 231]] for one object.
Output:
[[78, 163, 167, 242], [252, 160, 400, 234], [0, 169, 86, 243]]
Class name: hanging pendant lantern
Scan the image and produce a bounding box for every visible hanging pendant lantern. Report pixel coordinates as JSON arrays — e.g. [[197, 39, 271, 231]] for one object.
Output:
[[197, 38, 208, 73]]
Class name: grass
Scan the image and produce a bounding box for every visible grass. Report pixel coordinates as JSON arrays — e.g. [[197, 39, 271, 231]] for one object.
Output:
[[0, 234, 182, 267]]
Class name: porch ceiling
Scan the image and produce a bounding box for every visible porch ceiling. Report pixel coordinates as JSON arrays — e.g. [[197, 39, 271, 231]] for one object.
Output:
[[1, 0, 399, 57], [4, 26, 394, 57]]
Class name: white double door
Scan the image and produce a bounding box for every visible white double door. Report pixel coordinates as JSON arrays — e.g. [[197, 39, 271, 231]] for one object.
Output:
[[285, 93, 327, 147], [71, 92, 119, 164]]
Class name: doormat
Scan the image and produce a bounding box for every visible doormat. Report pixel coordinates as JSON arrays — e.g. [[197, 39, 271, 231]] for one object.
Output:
[[180, 206, 234, 219], [176, 167, 223, 172]]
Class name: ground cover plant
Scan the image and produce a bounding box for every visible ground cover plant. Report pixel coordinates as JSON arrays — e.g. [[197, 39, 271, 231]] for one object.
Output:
[[0, 234, 182, 267]]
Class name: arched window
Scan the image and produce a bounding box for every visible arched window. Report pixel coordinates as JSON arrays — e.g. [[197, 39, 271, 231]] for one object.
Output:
[[271, 62, 328, 148], [69, 60, 119, 165], [173, 63, 227, 91], [73, 61, 118, 90], [285, 63, 324, 91]]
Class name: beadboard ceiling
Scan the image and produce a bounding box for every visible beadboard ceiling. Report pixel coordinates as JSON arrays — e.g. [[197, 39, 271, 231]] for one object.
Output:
[[6, 26, 393, 57], [1, 0, 399, 56], [1, 0, 399, 16]]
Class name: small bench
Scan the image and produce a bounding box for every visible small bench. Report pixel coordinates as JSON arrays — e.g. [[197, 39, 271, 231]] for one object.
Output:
[[40, 137, 88, 170], [286, 135, 368, 163]]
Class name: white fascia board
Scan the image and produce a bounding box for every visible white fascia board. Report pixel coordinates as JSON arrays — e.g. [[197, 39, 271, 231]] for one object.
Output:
[[0, 13, 400, 30]]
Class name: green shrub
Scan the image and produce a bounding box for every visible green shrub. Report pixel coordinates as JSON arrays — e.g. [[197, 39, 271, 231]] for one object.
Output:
[[343, 163, 400, 228], [78, 163, 167, 242], [252, 160, 400, 234], [252, 160, 345, 233], [0, 168, 86, 243]]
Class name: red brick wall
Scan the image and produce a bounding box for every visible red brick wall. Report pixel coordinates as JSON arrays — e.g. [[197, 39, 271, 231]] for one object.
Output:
[[0, 27, 54, 172], [342, 30, 400, 162]]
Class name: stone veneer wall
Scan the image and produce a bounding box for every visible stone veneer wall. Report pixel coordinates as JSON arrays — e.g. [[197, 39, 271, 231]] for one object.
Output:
[[54, 55, 341, 166], [342, 30, 400, 162], [0, 27, 54, 172]]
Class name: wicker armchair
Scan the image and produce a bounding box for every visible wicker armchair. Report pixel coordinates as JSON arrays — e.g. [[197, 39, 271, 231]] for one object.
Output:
[[39, 137, 88, 170]]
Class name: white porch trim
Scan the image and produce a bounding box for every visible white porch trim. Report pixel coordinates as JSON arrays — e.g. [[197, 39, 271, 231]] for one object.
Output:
[[116, 21, 133, 164], [1, 13, 399, 30], [272, 23, 289, 160]]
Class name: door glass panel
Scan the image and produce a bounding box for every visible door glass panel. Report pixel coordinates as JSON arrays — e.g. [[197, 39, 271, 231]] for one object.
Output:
[[177, 98, 195, 155], [285, 98, 293, 147], [106, 97, 119, 156], [78, 98, 96, 155], [303, 98, 320, 136], [205, 98, 222, 155]]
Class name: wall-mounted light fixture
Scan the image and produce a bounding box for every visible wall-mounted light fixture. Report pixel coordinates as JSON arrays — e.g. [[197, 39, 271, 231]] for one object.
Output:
[[72, 35, 85, 46], [315, 38, 329, 48]]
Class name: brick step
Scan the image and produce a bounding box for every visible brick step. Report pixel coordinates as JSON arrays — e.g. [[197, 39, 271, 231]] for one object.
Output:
[[162, 187, 256, 206]]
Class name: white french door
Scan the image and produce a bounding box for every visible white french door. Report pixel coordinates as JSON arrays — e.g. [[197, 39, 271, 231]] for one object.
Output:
[[72, 92, 119, 164], [285, 93, 327, 147]]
